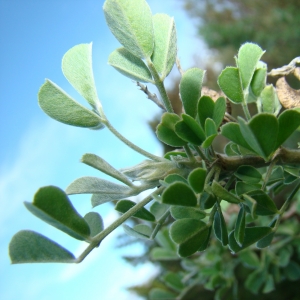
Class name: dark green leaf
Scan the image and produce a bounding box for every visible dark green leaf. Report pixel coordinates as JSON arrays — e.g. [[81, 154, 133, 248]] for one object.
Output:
[[228, 226, 273, 253], [25, 186, 90, 240], [179, 68, 205, 118], [245, 269, 265, 294], [115, 199, 155, 221], [84, 212, 104, 237], [211, 180, 241, 204], [284, 261, 300, 281], [213, 210, 228, 246], [9, 230, 75, 264], [263, 275, 275, 294], [200, 192, 217, 209], [103, 0, 154, 59], [198, 226, 212, 252], [170, 206, 206, 220], [188, 168, 206, 193], [235, 165, 262, 183], [239, 250, 260, 269], [156, 112, 187, 147], [108, 47, 153, 82], [38, 80, 103, 128], [162, 272, 184, 292], [235, 182, 261, 196], [250, 68, 267, 97], [162, 182, 197, 206], [218, 67, 244, 103], [198, 96, 215, 128], [234, 205, 245, 246], [246, 190, 279, 215]]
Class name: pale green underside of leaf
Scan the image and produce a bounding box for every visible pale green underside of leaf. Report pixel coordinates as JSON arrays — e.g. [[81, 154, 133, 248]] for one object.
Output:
[[9, 230, 75, 264], [108, 47, 154, 83], [62, 43, 100, 108], [81, 153, 133, 186], [84, 212, 104, 237], [123, 224, 152, 239], [151, 13, 177, 79], [38, 80, 103, 128], [103, 0, 154, 59]]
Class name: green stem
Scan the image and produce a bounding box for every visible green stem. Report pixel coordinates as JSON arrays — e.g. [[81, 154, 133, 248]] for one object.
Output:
[[262, 157, 278, 191], [184, 145, 196, 162], [76, 186, 165, 263], [146, 59, 174, 113], [194, 146, 208, 161], [150, 209, 170, 240], [279, 180, 300, 214], [242, 102, 251, 120], [103, 119, 164, 162]]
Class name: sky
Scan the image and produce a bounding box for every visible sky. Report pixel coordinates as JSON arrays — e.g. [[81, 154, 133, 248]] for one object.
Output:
[[0, 1, 206, 299]]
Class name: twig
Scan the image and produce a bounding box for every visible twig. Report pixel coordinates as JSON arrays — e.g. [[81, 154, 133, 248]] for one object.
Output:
[[136, 82, 165, 110]]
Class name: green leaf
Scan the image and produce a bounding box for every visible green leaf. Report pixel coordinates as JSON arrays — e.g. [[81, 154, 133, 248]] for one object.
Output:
[[156, 228, 177, 251], [201, 118, 218, 148], [175, 114, 206, 145], [103, 0, 154, 59], [224, 142, 239, 156], [188, 168, 206, 193], [150, 247, 179, 261], [198, 226, 212, 252], [234, 205, 245, 246], [162, 272, 184, 292], [123, 224, 152, 239], [170, 219, 209, 257], [218, 67, 244, 103], [24, 186, 90, 240], [261, 85, 278, 114], [162, 182, 197, 206], [284, 261, 300, 281], [108, 47, 153, 82], [149, 288, 176, 300], [164, 174, 188, 185], [164, 151, 187, 160], [9, 230, 75, 264], [179, 68, 205, 118], [250, 67, 267, 97], [38, 80, 103, 128], [115, 199, 155, 221], [81, 153, 133, 186], [200, 192, 217, 209], [170, 206, 206, 220], [237, 43, 265, 90], [238, 114, 278, 159], [221, 122, 252, 151], [156, 112, 187, 147], [151, 14, 177, 79], [263, 275, 275, 294], [62, 43, 100, 108], [150, 201, 169, 220], [235, 165, 262, 183], [228, 226, 273, 253], [213, 97, 226, 128], [246, 190, 279, 215], [239, 250, 260, 269], [211, 180, 242, 204], [213, 210, 228, 246], [235, 182, 261, 196], [275, 109, 300, 149], [198, 96, 215, 128], [244, 269, 265, 294], [84, 212, 104, 237]]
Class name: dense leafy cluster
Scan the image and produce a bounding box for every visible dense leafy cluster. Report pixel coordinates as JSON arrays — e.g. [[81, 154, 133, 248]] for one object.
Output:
[[9, 0, 300, 298]]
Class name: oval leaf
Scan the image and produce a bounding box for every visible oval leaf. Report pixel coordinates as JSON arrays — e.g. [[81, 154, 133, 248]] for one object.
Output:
[[188, 168, 206, 193], [234, 205, 246, 246], [103, 0, 154, 59], [235, 165, 262, 183], [170, 206, 206, 220], [213, 210, 228, 246], [25, 186, 90, 240], [123, 224, 151, 240], [211, 180, 242, 204], [38, 80, 103, 128], [9, 230, 75, 264], [84, 212, 104, 237], [62, 43, 100, 108], [162, 182, 197, 206], [246, 190, 279, 215], [108, 47, 153, 83], [180, 68, 205, 118], [151, 14, 177, 79]]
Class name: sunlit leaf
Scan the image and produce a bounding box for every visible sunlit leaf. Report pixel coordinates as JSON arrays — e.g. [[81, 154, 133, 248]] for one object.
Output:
[[9, 231, 75, 264]]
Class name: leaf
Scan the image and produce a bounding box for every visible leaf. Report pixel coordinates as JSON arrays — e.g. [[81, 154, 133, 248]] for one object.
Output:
[[156, 228, 177, 251], [9, 230, 75, 264], [38, 80, 103, 128], [235, 165, 262, 183], [201, 118, 218, 148], [84, 212, 104, 237], [213, 97, 226, 128], [62, 43, 100, 108], [180, 68, 205, 118], [284, 261, 300, 281], [170, 206, 206, 220], [108, 47, 153, 83], [115, 199, 155, 221], [162, 272, 184, 292], [24, 186, 90, 240], [250, 67, 267, 97], [238, 113, 278, 159], [156, 112, 187, 147], [200, 192, 217, 209], [150, 201, 169, 220], [235, 182, 261, 196], [239, 250, 260, 269], [213, 210, 228, 246], [150, 247, 179, 261], [261, 85, 278, 114], [149, 288, 176, 300], [198, 96, 215, 128], [151, 14, 177, 79], [244, 269, 265, 294], [218, 67, 244, 103], [275, 109, 300, 149], [237, 43, 265, 90], [103, 0, 154, 59], [175, 114, 206, 145], [211, 180, 241, 204], [234, 205, 246, 246], [170, 219, 209, 257], [162, 182, 197, 206], [188, 168, 206, 193], [81, 153, 133, 186], [246, 190, 279, 215], [228, 226, 273, 253], [164, 174, 188, 185], [221, 122, 252, 151], [123, 224, 152, 239]]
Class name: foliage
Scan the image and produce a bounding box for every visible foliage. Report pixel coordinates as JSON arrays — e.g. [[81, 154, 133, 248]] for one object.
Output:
[[9, 0, 300, 298]]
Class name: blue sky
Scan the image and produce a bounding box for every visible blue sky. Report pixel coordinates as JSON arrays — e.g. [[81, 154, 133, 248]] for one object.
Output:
[[0, 1, 206, 299]]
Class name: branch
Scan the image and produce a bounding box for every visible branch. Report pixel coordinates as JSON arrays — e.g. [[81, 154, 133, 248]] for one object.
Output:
[[136, 82, 165, 110]]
